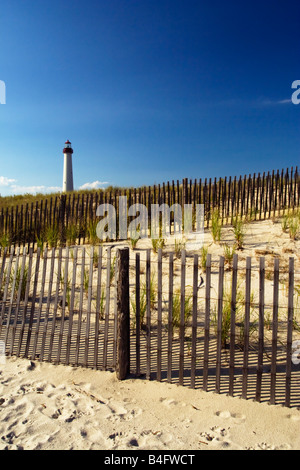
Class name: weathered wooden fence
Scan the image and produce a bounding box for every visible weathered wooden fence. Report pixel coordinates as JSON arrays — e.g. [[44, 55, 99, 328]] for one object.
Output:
[[0, 246, 299, 408], [0, 245, 119, 370], [1, 166, 300, 249], [130, 249, 300, 408]]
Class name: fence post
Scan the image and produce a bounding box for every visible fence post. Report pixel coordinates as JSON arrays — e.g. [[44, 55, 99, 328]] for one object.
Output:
[[116, 247, 130, 380]]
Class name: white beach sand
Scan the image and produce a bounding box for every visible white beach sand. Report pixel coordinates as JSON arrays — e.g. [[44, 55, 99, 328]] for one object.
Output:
[[0, 356, 299, 451]]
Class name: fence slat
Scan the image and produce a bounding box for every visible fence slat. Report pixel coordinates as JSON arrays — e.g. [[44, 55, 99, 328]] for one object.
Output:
[[179, 249, 186, 386], [10, 248, 27, 355], [256, 257, 265, 402], [113, 252, 118, 369], [17, 247, 33, 357], [40, 248, 55, 362], [0, 248, 14, 336], [203, 253, 211, 392], [285, 257, 294, 407], [75, 247, 85, 366], [48, 247, 62, 362], [56, 247, 69, 364], [157, 248, 162, 382], [0, 247, 8, 294], [103, 246, 111, 370], [242, 256, 251, 400], [66, 246, 78, 365], [167, 253, 173, 383], [135, 252, 141, 376], [215, 256, 224, 394], [190, 254, 198, 389], [229, 254, 238, 396], [146, 249, 151, 380], [94, 245, 102, 370], [84, 246, 93, 367], [4, 248, 20, 346], [270, 257, 279, 405], [32, 248, 48, 360]]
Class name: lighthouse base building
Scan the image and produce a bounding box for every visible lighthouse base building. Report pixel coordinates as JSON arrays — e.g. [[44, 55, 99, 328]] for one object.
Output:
[[63, 140, 74, 192]]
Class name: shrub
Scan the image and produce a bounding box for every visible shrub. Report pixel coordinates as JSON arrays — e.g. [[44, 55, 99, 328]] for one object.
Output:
[[232, 217, 245, 249], [223, 243, 236, 267], [152, 237, 165, 254], [45, 225, 59, 248], [91, 248, 101, 268], [281, 213, 300, 240], [0, 232, 10, 249], [174, 238, 186, 258], [200, 246, 208, 272], [288, 217, 299, 240], [211, 209, 222, 243], [65, 223, 79, 246], [10, 263, 30, 301], [130, 236, 139, 250], [87, 219, 99, 246], [281, 214, 290, 232]]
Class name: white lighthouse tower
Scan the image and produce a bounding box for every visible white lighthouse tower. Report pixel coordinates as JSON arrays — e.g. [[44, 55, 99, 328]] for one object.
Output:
[[62, 140, 74, 192]]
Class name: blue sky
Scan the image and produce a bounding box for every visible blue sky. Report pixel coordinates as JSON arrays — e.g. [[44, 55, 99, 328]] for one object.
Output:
[[0, 0, 299, 195]]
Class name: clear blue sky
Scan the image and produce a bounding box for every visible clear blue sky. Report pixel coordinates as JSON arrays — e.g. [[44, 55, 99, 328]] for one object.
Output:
[[0, 0, 299, 195]]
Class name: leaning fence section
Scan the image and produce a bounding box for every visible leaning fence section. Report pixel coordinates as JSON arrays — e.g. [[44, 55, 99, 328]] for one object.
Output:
[[0, 246, 299, 408], [0, 245, 118, 371], [0, 166, 299, 250]]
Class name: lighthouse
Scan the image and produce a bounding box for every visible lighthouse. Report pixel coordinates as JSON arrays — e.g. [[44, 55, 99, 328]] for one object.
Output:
[[62, 140, 74, 192]]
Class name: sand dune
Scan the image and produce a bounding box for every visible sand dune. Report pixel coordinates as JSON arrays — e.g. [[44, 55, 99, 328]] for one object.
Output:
[[1, 217, 300, 451]]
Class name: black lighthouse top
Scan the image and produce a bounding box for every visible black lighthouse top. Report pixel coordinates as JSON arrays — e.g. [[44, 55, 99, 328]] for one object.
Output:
[[63, 140, 73, 154]]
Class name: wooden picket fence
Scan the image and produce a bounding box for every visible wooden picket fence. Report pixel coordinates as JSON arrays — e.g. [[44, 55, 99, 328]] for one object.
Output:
[[0, 166, 300, 249], [0, 245, 299, 408], [131, 249, 300, 409]]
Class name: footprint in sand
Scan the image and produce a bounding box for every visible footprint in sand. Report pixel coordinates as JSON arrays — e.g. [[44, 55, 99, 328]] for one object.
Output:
[[215, 410, 246, 424], [247, 442, 292, 450], [105, 399, 143, 422], [199, 426, 231, 448], [159, 398, 178, 408], [286, 413, 300, 422]]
